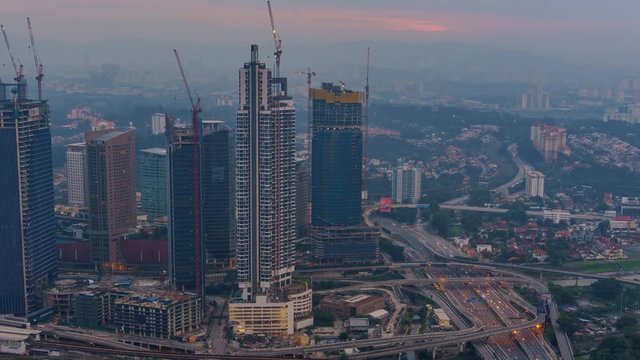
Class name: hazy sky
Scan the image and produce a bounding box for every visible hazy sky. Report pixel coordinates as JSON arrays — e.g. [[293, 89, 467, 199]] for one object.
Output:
[[2, 0, 640, 72]]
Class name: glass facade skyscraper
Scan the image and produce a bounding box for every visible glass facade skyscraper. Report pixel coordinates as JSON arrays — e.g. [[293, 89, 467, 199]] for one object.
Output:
[[139, 148, 167, 221], [311, 83, 363, 227], [0, 81, 57, 316], [310, 82, 380, 263], [201, 120, 234, 268]]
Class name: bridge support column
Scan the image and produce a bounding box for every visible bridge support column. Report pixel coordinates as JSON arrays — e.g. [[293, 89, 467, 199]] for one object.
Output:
[[459, 342, 465, 352], [432, 346, 437, 360]]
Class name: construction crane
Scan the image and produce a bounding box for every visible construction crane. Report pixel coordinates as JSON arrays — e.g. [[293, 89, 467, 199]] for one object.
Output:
[[362, 47, 370, 206], [0, 25, 24, 83], [267, 1, 282, 77], [27, 17, 43, 100], [173, 49, 203, 295]]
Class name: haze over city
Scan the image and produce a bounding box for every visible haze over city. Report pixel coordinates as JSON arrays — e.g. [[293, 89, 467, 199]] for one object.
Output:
[[2, 1, 640, 360]]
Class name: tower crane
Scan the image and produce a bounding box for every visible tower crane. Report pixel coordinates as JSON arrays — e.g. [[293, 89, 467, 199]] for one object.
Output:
[[0, 25, 24, 83], [267, 1, 282, 77], [362, 47, 370, 206], [27, 17, 44, 100], [173, 49, 203, 295]]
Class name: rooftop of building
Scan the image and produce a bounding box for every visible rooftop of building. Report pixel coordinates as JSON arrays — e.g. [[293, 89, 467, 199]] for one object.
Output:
[[311, 82, 362, 103], [140, 147, 167, 156], [92, 130, 127, 142]]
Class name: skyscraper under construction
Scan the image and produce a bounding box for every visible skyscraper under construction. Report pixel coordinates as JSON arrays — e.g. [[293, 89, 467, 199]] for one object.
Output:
[[235, 44, 296, 301], [230, 45, 312, 336], [0, 80, 57, 316], [311, 82, 380, 263]]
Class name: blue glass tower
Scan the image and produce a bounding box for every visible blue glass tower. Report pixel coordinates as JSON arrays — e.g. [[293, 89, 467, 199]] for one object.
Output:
[[311, 82, 379, 263], [311, 83, 363, 227], [0, 81, 57, 316]]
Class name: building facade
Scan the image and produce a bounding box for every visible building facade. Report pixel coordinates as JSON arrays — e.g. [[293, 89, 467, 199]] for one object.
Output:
[[201, 120, 234, 269], [66, 143, 87, 206], [167, 119, 234, 291], [525, 170, 545, 198], [86, 130, 137, 266], [151, 113, 166, 135], [311, 83, 363, 227], [167, 121, 203, 291], [235, 45, 296, 301], [139, 148, 167, 221], [0, 81, 57, 317], [310, 82, 380, 263], [530, 124, 571, 163], [391, 165, 422, 204], [295, 157, 310, 239]]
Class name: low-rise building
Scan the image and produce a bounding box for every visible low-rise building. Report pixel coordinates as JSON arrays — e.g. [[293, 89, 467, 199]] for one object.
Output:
[[431, 308, 451, 329], [319, 294, 386, 320], [228, 281, 313, 336], [113, 294, 201, 339]]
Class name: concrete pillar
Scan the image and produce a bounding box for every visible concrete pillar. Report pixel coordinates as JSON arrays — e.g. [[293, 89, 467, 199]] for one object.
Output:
[[432, 346, 437, 360]]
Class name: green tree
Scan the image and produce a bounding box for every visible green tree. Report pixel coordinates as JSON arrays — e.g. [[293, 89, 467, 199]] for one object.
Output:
[[468, 188, 492, 206], [431, 210, 451, 237], [557, 313, 581, 338], [591, 278, 622, 301], [313, 309, 336, 326], [616, 315, 638, 334], [461, 212, 482, 234], [339, 332, 349, 341], [591, 336, 635, 360], [598, 220, 611, 236]]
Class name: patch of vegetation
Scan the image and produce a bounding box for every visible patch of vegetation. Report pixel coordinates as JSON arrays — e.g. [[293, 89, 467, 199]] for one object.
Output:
[[380, 238, 405, 261]]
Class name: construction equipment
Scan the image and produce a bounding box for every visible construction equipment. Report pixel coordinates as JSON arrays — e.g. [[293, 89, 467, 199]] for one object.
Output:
[[362, 47, 370, 206], [27, 17, 44, 100], [267, 1, 282, 77], [173, 49, 202, 294], [0, 24, 24, 83]]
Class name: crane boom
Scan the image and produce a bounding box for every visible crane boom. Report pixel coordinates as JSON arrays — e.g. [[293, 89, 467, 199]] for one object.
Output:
[[267, 1, 282, 76], [173, 49, 198, 111], [27, 17, 44, 100], [1, 25, 23, 82]]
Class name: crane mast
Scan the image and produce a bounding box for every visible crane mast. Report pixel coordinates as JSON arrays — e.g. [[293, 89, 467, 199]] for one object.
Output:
[[362, 47, 370, 206], [27, 17, 44, 100], [267, 1, 282, 78], [1, 25, 24, 83], [173, 49, 203, 296]]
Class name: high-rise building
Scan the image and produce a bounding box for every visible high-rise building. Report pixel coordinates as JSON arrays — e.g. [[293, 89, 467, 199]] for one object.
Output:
[[235, 45, 296, 301], [525, 171, 545, 198], [530, 124, 571, 163], [391, 165, 422, 204], [66, 142, 87, 206], [201, 120, 234, 268], [295, 157, 310, 239], [167, 120, 203, 291], [86, 129, 137, 266], [139, 148, 167, 221], [0, 80, 57, 316], [310, 82, 380, 264], [167, 119, 235, 291], [311, 83, 363, 227], [229, 46, 312, 335], [151, 113, 166, 135]]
